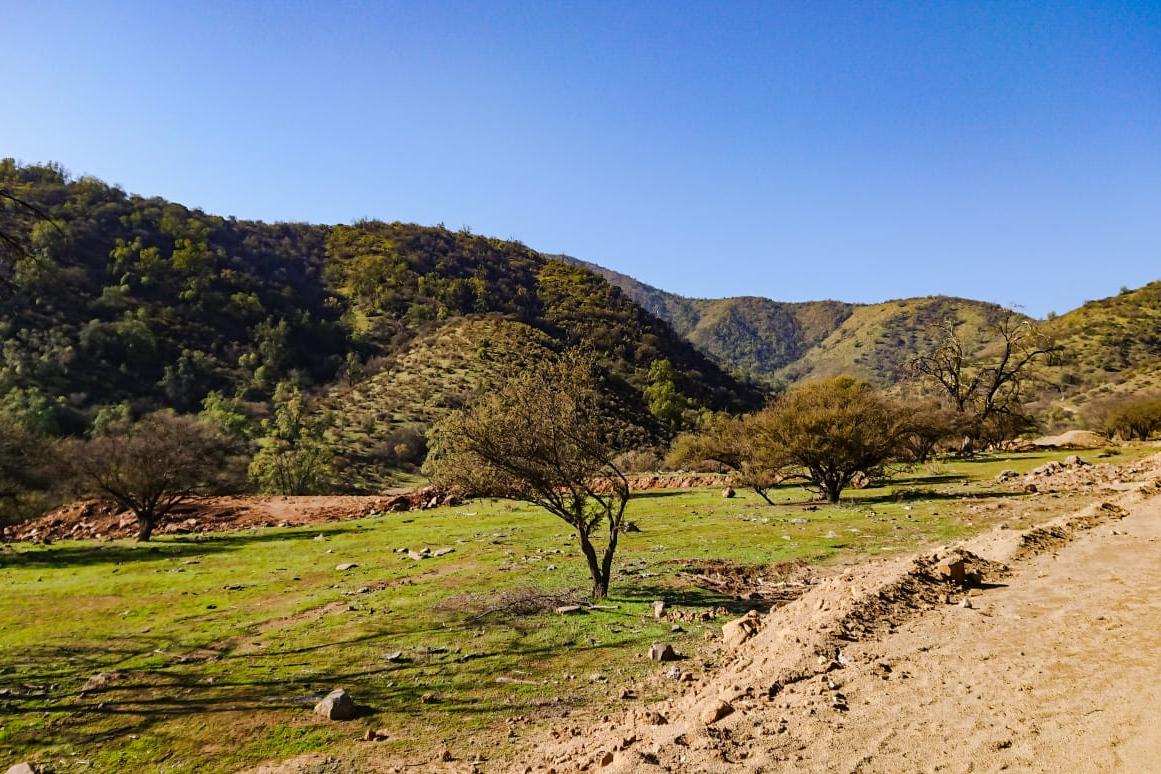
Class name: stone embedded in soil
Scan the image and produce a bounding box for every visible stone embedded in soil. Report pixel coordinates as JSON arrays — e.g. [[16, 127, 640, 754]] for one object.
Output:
[[722, 610, 763, 650], [335, 563, 358, 571], [701, 698, 735, 724], [937, 558, 966, 584], [722, 487, 736, 498], [652, 599, 667, 618], [649, 642, 678, 662], [313, 688, 357, 720]]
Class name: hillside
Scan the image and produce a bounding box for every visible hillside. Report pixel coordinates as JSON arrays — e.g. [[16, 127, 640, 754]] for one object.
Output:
[[0, 161, 759, 481], [561, 256, 1019, 386]]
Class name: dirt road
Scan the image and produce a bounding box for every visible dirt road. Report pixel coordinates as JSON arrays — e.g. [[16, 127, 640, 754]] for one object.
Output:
[[530, 482, 1161, 773], [759, 492, 1161, 773]]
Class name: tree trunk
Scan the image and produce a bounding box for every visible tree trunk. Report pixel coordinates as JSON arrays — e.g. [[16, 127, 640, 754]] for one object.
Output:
[[576, 530, 608, 600], [754, 488, 775, 505], [136, 513, 155, 542], [824, 481, 842, 503]]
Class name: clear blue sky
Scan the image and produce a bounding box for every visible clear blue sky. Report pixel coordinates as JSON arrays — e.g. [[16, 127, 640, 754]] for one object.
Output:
[[3, 1, 1159, 316]]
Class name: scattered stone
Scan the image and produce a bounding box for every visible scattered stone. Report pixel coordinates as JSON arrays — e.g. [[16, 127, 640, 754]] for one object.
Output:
[[641, 710, 668, 725], [960, 596, 974, 609], [438, 749, 453, 762], [722, 487, 736, 499], [701, 699, 735, 724], [313, 688, 357, 720], [433, 547, 455, 557], [670, 624, 684, 633], [335, 563, 358, 571], [81, 671, 124, 692], [648, 642, 678, 662], [651, 600, 667, 618], [1063, 455, 1090, 467], [995, 469, 1020, 482], [598, 751, 615, 766], [384, 651, 404, 662]]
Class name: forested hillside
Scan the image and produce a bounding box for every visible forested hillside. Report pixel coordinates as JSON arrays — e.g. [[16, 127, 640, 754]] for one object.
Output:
[[0, 161, 759, 477]]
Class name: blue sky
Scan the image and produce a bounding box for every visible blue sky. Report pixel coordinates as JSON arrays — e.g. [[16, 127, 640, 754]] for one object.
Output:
[[3, 1, 1159, 316]]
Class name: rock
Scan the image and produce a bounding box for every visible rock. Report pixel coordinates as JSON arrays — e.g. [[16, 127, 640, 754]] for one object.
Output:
[[701, 699, 735, 724], [384, 651, 404, 662], [438, 749, 453, 762], [640, 710, 668, 725], [7, 764, 37, 774], [936, 558, 966, 584], [555, 605, 584, 615], [1024, 483, 1038, 493], [621, 521, 641, 533], [335, 563, 358, 571], [960, 596, 973, 609], [995, 469, 1019, 481], [651, 600, 667, 618], [721, 610, 762, 650], [433, 547, 455, 557], [648, 642, 678, 662], [722, 487, 736, 499], [1063, 454, 1090, 467], [598, 751, 615, 767], [313, 688, 357, 720], [850, 471, 871, 489], [81, 670, 124, 692]]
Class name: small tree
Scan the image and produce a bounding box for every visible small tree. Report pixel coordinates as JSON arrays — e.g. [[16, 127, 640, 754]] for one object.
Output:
[[0, 415, 56, 534], [69, 411, 239, 541], [897, 401, 964, 463], [248, 384, 334, 495], [425, 353, 631, 599], [761, 377, 904, 503], [667, 414, 784, 504], [1097, 395, 1161, 441]]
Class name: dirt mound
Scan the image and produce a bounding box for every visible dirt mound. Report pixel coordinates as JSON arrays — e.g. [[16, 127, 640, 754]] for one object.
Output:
[[1015, 451, 1161, 494], [7, 487, 459, 543], [517, 484, 1154, 772], [1031, 429, 1112, 449]]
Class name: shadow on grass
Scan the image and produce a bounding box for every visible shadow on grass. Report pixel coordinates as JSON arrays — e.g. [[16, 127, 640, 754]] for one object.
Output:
[[1, 525, 364, 569]]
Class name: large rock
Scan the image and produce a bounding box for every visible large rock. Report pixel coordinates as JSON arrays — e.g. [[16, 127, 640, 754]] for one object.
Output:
[[651, 600, 667, 619], [721, 487, 736, 499], [721, 610, 763, 650], [7, 764, 37, 774], [313, 688, 357, 720]]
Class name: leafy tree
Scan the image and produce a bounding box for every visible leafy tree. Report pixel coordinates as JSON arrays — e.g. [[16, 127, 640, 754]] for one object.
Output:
[[643, 358, 688, 429], [68, 411, 240, 541], [1095, 395, 1161, 441], [0, 414, 56, 533], [425, 353, 632, 599], [667, 413, 784, 504], [248, 384, 334, 495], [760, 377, 904, 503]]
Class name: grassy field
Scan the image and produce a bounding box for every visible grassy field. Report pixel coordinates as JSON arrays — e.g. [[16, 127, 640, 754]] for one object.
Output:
[[0, 448, 1149, 773]]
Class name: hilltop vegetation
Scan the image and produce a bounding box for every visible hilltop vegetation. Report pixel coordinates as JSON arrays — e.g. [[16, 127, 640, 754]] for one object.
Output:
[[0, 161, 759, 488]]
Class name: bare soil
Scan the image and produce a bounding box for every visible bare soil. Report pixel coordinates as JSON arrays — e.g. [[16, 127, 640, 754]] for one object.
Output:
[[522, 461, 1161, 772]]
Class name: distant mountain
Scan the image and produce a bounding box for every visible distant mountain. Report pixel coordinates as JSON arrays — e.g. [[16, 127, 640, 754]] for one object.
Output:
[[559, 256, 1017, 385]]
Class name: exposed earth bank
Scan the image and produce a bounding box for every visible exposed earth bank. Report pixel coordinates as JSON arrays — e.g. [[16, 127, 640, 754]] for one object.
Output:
[[520, 460, 1161, 772]]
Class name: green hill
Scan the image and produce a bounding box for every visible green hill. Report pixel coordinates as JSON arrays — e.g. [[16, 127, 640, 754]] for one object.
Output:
[[0, 161, 760, 486]]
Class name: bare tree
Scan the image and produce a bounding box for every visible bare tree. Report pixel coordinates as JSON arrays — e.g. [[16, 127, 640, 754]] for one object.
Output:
[[69, 412, 240, 541], [425, 353, 631, 599], [911, 315, 1060, 442]]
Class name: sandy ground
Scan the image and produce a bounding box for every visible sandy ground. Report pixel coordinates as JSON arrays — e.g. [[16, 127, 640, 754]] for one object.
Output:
[[521, 470, 1161, 773]]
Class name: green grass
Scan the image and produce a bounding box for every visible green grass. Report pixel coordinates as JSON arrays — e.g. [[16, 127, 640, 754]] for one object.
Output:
[[0, 447, 1151, 772]]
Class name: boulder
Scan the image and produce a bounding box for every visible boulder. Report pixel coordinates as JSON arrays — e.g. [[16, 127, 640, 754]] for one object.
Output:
[[722, 487, 736, 499], [721, 610, 763, 650], [648, 642, 678, 662], [701, 699, 735, 724], [849, 471, 871, 489], [7, 764, 37, 774], [313, 688, 357, 720], [335, 563, 358, 571], [651, 600, 667, 619]]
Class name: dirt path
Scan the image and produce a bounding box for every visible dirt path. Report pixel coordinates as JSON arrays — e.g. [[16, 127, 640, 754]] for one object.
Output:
[[526, 479, 1161, 773], [757, 491, 1161, 773]]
